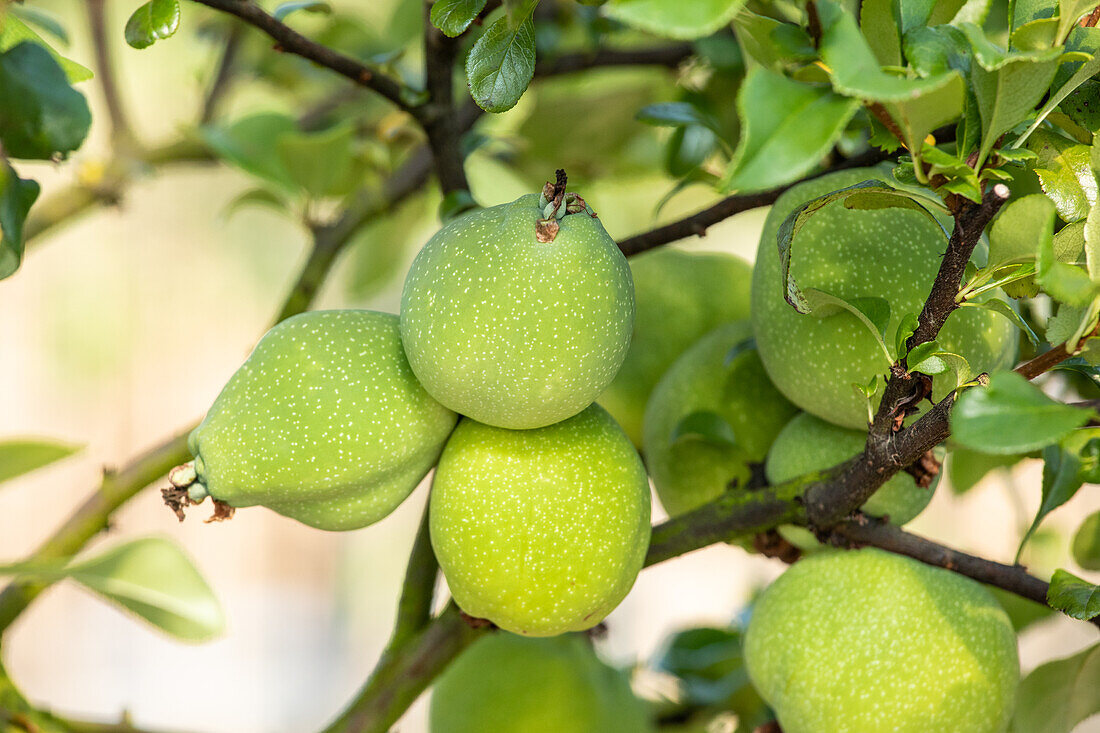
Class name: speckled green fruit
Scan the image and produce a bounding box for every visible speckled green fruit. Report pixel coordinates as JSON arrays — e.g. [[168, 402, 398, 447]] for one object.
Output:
[[752, 169, 1018, 429], [643, 322, 798, 517], [599, 248, 752, 446], [767, 413, 936, 525], [400, 193, 633, 429], [188, 310, 457, 530], [430, 405, 650, 636], [429, 633, 654, 733], [745, 549, 1019, 733]]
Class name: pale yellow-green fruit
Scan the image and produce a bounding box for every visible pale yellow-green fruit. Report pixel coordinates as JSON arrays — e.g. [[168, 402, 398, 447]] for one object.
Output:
[[429, 633, 654, 733], [643, 322, 798, 517], [766, 413, 937, 525], [599, 248, 752, 446], [745, 549, 1019, 733], [430, 405, 650, 636], [751, 169, 1018, 429]]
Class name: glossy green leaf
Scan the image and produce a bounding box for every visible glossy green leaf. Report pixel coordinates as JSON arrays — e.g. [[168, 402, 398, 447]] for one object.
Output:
[[430, 0, 488, 37], [1010, 642, 1100, 733], [1047, 568, 1100, 620], [732, 11, 815, 71], [0, 439, 80, 485], [1018, 442, 1084, 560], [721, 67, 859, 193], [465, 15, 535, 113], [66, 537, 225, 641], [199, 113, 299, 189], [947, 447, 1020, 493], [273, 0, 333, 21], [1073, 510, 1100, 570], [951, 371, 1093, 454], [0, 14, 92, 82], [275, 122, 356, 197], [989, 194, 1055, 269], [0, 162, 40, 281], [1028, 129, 1098, 223], [603, 0, 745, 40], [670, 411, 739, 446], [124, 0, 181, 50], [0, 42, 91, 160]]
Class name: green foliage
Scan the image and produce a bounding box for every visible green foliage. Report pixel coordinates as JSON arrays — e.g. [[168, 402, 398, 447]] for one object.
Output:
[[0, 13, 92, 82], [124, 0, 181, 50], [1016, 441, 1084, 560], [465, 14, 536, 113], [1046, 568, 1100, 620], [0, 162, 40, 281], [1073, 510, 1100, 570], [0, 438, 80, 486], [946, 446, 1020, 494], [272, 0, 333, 22], [1010, 643, 1100, 733], [430, 0, 489, 37], [603, 0, 746, 40], [0, 42, 90, 160]]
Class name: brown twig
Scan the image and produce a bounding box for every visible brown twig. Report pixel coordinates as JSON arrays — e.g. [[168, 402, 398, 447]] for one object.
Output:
[[87, 0, 134, 146], [419, 3, 471, 195], [199, 22, 246, 124]]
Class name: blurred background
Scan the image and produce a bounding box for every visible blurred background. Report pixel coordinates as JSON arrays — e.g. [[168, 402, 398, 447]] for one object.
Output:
[[1, 1, 1098, 731]]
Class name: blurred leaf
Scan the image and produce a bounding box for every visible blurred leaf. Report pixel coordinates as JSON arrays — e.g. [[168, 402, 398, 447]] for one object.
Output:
[[66, 537, 225, 641], [504, 0, 539, 27], [636, 102, 721, 133], [0, 161, 40, 281], [963, 299, 1040, 346], [1027, 129, 1098, 223], [222, 188, 291, 219], [0, 14, 92, 82], [860, 0, 901, 65], [732, 11, 815, 71], [1017, 442, 1084, 560], [276, 122, 356, 197], [125, 0, 181, 50], [0, 42, 91, 160], [603, 0, 745, 40], [988, 585, 1056, 631], [438, 190, 478, 222], [1073, 510, 1100, 570], [989, 194, 1053, 268], [666, 125, 718, 177], [904, 25, 971, 77], [465, 15, 535, 113], [430, 0, 488, 37], [273, 0, 333, 22], [657, 627, 748, 704], [721, 67, 860, 193], [951, 371, 1093, 454], [1010, 642, 1100, 733], [346, 193, 431, 300], [671, 411, 739, 447], [1017, 49, 1100, 146], [1047, 568, 1100, 620], [0, 439, 80, 486], [9, 6, 69, 46], [199, 113, 299, 189], [947, 447, 1020, 493]]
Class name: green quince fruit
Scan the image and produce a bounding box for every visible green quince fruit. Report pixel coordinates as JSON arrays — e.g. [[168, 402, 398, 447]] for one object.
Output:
[[430, 404, 650, 636], [767, 412, 937, 525], [745, 548, 1019, 733], [751, 169, 1018, 429], [177, 310, 457, 530], [599, 248, 752, 446], [643, 322, 798, 517], [430, 633, 654, 733], [401, 189, 633, 429]]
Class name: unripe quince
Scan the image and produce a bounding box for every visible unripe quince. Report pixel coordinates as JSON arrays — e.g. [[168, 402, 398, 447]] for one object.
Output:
[[401, 191, 633, 429], [429, 633, 654, 733], [184, 310, 457, 530], [745, 549, 1019, 733], [599, 248, 752, 446], [430, 405, 650, 636], [643, 322, 798, 517], [766, 412, 936, 526], [751, 169, 1018, 429]]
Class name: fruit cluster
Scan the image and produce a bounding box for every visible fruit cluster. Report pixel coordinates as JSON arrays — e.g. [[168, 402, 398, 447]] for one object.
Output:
[[167, 170, 1024, 732]]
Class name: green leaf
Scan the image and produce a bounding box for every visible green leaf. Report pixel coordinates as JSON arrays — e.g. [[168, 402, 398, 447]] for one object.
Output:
[[0, 42, 91, 160], [603, 0, 746, 40], [799, 291, 894, 364], [1062, 78, 1100, 132], [1028, 129, 1098, 223], [989, 193, 1055, 268], [0, 161, 40, 281], [1011, 17, 1061, 50], [904, 25, 971, 77], [657, 627, 751, 705], [124, 0, 181, 50], [963, 298, 1040, 346], [1018, 442, 1084, 560], [721, 67, 860, 193], [66, 537, 225, 641], [430, 0, 488, 37], [199, 113, 299, 189], [636, 102, 722, 133], [1017, 46, 1100, 148], [1047, 568, 1100, 620], [947, 447, 1019, 494], [951, 371, 1093, 454], [885, 75, 967, 158], [860, 0, 902, 66], [273, 0, 333, 22], [438, 189, 479, 222], [732, 11, 815, 71], [464, 15, 535, 113], [988, 585, 1056, 631], [670, 411, 739, 447], [0, 439, 80, 485], [1010, 642, 1100, 733], [504, 0, 539, 27], [275, 122, 356, 197], [1058, 0, 1100, 42], [1073, 510, 1100, 570], [222, 188, 291, 219], [10, 6, 70, 46], [0, 14, 92, 82]]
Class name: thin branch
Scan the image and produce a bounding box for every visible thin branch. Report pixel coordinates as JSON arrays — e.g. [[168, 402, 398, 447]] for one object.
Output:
[[617, 147, 892, 257], [87, 0, 134, 146], [830, 517, 1100, 630], [418, 2, 470, 195], [199, 22, 246, 124], [189, 0, 410, 111], [534, 43, 693, 76], [389, 502, 439, 650]]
